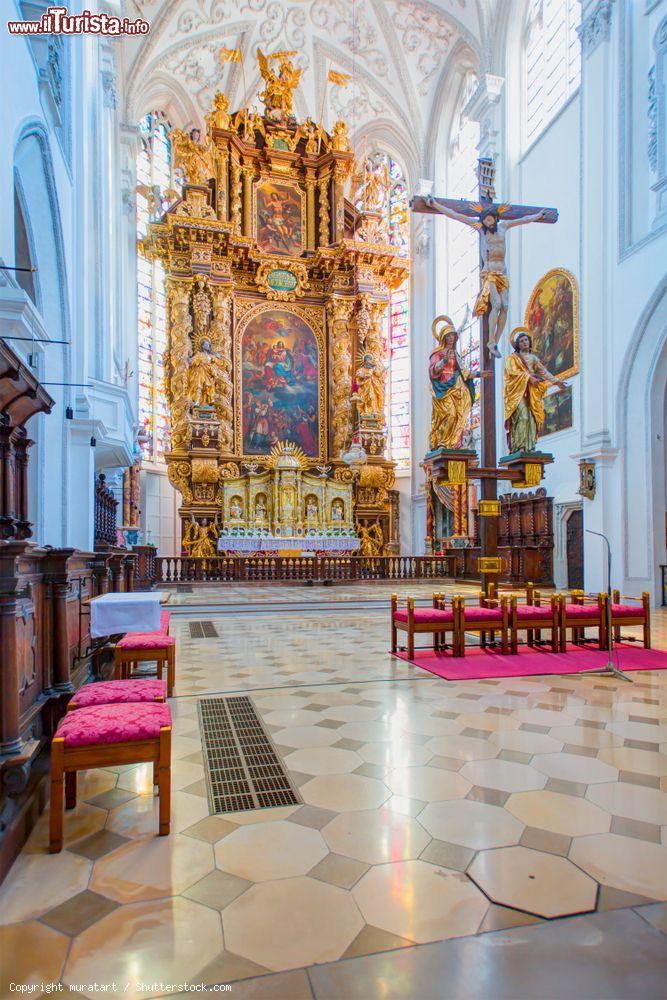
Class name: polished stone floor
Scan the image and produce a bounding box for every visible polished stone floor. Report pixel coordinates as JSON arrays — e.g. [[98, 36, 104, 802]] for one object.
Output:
[[1, 590, 667, 999]]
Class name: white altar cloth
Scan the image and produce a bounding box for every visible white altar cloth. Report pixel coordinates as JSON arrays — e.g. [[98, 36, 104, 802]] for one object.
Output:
[[90, 592, 161, 638], [218, 535, 360, 553]]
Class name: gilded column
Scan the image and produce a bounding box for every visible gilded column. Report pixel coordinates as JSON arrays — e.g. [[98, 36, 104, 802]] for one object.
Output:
[[129, 461, 140, 527], [210, 284, 234, 454], [242, 165, 253, 237], [122, 468, 130, 526], [318, 174, 330, 247], [333, 163, 346, 243], [306, 177, 316, 250], [231, 156, 242, 232], [217, 150, 229, 220], [166, 278, 193, 451], [327, 297, 355, 458]]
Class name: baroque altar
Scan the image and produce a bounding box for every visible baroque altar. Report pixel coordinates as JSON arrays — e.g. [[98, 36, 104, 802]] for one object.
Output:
[[139, 53, 408, 557]]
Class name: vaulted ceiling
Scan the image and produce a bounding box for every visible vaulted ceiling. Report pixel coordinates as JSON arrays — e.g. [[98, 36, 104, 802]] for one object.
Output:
[[120, 0, 501, 177]]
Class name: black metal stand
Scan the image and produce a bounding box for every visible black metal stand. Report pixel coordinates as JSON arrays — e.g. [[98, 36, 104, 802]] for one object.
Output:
[[577, 530, 632, 683]]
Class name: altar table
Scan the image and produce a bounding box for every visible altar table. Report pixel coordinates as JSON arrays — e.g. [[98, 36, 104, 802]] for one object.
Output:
[[217, 536, 360, 554], [89, 591, 169, 638]]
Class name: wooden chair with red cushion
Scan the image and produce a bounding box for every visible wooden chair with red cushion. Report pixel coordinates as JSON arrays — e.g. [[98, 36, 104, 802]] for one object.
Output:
[[611, 589, 651, 648], [391, 593, 459, 659], [509, 594, 560, 654], [114, 633, 176, 697], [559, 592, 608, 652], [456, 595, 509, 655], [50, 702, 172, 853]]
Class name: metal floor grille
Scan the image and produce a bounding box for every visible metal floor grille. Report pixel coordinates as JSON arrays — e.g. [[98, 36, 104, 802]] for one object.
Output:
[[198, 695, 301, 814], [189, 620, 219, 638]]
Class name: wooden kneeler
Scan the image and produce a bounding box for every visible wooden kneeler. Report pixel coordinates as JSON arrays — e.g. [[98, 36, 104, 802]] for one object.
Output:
[[50, 704, 171, 853]]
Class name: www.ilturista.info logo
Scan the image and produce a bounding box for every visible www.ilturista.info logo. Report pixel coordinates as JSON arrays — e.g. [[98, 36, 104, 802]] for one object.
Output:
[[7, 5, 149, 35]]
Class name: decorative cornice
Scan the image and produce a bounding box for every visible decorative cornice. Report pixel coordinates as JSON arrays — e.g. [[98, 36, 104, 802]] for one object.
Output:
[[463, 73, 504, 159], [577, 1, 615, 57]]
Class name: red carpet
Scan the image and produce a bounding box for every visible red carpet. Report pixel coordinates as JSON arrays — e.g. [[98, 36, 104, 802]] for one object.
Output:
[[394, 643, 667, 681]]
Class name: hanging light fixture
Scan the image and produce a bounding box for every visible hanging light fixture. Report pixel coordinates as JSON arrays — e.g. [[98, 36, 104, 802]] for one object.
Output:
[[65, 404, 73, 420]]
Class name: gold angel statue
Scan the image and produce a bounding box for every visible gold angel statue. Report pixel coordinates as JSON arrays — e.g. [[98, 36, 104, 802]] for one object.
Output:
[[429, 315, 482, 450], [257, 49, 301, 121], [358, 522, 384, 557], [354, 351, 385, 419], [183, 518, 219, 558], [170, 128, 214, 186]]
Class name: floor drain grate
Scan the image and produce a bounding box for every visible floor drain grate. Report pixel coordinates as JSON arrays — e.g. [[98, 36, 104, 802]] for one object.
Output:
[[198, 695, 301, 814], [189, 620, 219, 638]]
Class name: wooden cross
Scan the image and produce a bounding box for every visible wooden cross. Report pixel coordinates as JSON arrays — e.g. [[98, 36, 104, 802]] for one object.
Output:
[[412, 158, 559, 594]]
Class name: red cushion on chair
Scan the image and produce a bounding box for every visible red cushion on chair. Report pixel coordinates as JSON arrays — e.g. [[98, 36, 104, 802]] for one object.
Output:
[[564, 604, 601, 619], [69, 679, 167, 709], [160, 611, 171, 634], [55, 703, 172, 748], [515, 605, 554, 620], [393, 608, 455, 624], [463, 606, 502, 622], [611, 604, 644, 619], [117, 633, 176, 650]]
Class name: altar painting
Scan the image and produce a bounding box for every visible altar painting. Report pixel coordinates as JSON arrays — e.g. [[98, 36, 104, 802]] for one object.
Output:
[[241, 310, 320, 456], [255, 180, 304, 255], [525, 268, 579, 381]]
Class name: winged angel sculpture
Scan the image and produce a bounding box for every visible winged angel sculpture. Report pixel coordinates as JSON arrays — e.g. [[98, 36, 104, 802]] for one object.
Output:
[[257, 49, 302, 122]]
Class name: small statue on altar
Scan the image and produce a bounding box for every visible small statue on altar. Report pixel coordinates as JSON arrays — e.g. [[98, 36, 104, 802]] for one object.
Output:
[[257, 49, 301, 121], [504, 328, 566, 453], [254, 496, 268, 525], [354, 352, 384, 419], [170, 128, 214, 186], [206, 92, 231, 132], [192, 276, 212, 341], [186, 338, 222, 408], [331, 120, 351, 152], [305, 497, 318, 522], [229, 497, 244, 522], [428, 316, 479, 451], [331, 500, 344, 522]]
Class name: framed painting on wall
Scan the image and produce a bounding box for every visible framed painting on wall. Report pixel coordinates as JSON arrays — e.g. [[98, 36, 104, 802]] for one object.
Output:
[[539, 385, 573, 438], [235, 304, 325, 459], [254, 178, 305, 256], [524, 267, 579, 380]]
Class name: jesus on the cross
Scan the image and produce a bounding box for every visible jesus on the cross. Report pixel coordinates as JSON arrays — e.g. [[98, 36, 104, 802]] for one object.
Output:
[[425, 197, 550, 358]]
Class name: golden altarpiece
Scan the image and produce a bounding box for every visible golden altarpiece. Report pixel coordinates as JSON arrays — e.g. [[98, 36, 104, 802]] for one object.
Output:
[[140, 56, 409, 557]]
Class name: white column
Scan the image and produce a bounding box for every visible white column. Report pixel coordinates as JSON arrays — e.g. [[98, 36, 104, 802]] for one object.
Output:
[[67, 422, 99, 550]]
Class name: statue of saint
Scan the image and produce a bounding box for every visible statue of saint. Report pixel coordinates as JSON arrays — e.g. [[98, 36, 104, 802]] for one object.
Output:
[[354, 352, 384, 419], [330, 120, 351, 152], [425, 199, 549, 358], [170, 129, 214, 186], [331, 501, 344, 522], [255, 496, 268, 524], [428, 316, 480, 451], [186, 338, 222, 408], [504, 328, 566, 453], [257, 49, 301, 121], [305, 497, 318, 522], [358, 522, 384, 557], [183, 518, 219, 558], [229, 497, 243, 521], [206, 92, 231, 132], [192, 276, 212, 342]]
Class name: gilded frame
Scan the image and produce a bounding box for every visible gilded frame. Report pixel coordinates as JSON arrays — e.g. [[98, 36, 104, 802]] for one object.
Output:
[[234, 299, 327, 461], [524, 267, 579, 381], [253, 175, 306, 257]]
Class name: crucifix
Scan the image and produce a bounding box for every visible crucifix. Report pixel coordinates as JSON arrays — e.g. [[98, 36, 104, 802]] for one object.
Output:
[[412, 158, 558, 595]]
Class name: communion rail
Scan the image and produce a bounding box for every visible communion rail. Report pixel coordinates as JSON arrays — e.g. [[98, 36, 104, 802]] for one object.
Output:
[[150, 554, 458, 585]]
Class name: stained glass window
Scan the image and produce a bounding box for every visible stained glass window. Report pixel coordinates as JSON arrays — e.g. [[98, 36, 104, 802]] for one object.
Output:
[[525, 0, 581, 148], [136, 111, 179, 463]]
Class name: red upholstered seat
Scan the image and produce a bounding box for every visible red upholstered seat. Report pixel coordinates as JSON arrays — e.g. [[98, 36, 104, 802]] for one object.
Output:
[[69, 679, 167, 709], [611, 604, 644, 618], [55, 703, 172, 748], [117, 633, 176, 650], [463, 606, 502, 622], [160, 611, 171, 633], [394, 608, 454, 624], [564, 604, 601, 618], [515, 605, 555, 620]]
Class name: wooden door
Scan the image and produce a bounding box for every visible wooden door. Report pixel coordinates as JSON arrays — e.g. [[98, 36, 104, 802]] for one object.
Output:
[[567, 509, 584, 590]]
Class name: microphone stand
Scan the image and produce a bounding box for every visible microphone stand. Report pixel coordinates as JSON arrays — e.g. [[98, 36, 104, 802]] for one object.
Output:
[[579, 529, 632, 682]]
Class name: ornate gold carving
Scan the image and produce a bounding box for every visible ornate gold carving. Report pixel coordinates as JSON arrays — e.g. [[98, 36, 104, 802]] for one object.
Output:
[[359, 522, 384, 556], [330, 120, 351, 152], [167, 280, 193, 451], [219, 462, 241, 479], [478, 556, 503, 573], [327, 296, 355, 457], [255, 259, 310, 301], [231, 157, 242, 231], [257, 49, 301, 122], [173, 186, 216, 220], [191, 458, 219, 483], [168, 461, 192, 504], [478, 499, 501, 517], [318, 175, 330, 247], [170, 130, 215, 186], [209, 284, 233, 452], [183, 518, 219, 558], [206, 92, 231, 132], [445, 460, 468, 486]]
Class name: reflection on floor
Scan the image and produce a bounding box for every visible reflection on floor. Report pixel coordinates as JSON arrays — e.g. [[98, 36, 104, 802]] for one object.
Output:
[[1, 590, 667, 999]]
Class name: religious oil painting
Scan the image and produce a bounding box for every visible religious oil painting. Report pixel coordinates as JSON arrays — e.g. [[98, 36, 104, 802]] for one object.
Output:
[[539, 385, 573, 438], [241, 309, 321, 457], [524, 268, 579, 381], [255, 179, 304, 256]]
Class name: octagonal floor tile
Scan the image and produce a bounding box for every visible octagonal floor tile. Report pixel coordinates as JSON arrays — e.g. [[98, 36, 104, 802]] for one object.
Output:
[[322, 808, 430, 864], [468, 845, 597, 918], [531, 753, 618, 785], [456, 713, 521, 733], [607, 720, 667, 742], [548, 725, 624, 749], [401, 715, 461, 738], [597, 746, 667, 777], [506, 790, 610, 837], [586, 782, 667, 825], [427, 735, 498, 761], [488, 730, 564, 755], [106, 789, 210, 838], [64, 897, 222, 993], [386, 766, 470, 802], [0, 851, 92, 925], [460, 759, 547, 793], [263, 709, 324, 728], [223, 876, 363, 971], [90, 834, 214, 903], [513, 708, 579, 728], [0, 921, 69, 994], [419, 799, 524, 850], [336, 722, 395, 743], [321, 705, 381, 723], [301, 774, 390, 813], [352, 860, 488, 944], [283, 747, 363, 776], [358, 743, 432, 768], [569, 833, 667, 899], [273, 726, 341, 749], [214, 821, 327, 881]]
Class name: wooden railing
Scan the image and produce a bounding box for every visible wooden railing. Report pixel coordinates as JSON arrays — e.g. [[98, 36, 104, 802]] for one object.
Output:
[[147, 554, 459, 585]]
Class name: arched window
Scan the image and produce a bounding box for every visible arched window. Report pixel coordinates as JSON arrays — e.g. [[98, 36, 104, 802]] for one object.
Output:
[[359, 153, 411, 472], [136, 111, 180, 463], [524, 0, 581, 148], [14, 185, 37, 305]]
